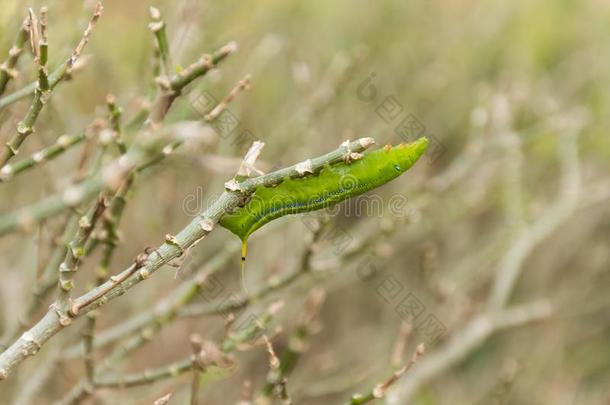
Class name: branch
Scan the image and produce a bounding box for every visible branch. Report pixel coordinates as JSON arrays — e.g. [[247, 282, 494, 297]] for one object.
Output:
[[96, 358, 193, 389], [0, 137, 375, 380], [64, 243, 240, 400], [105, 94, 126, 154], [189, 334, 204, 405], [0, 153, 126, 236], [56, 196, 107, 312], [0, 17, 29, 96], [260, 335, 291, 404], [76, 137, 374, 316], [0, 61, 87, 110], [0, 132, 86, 182], [94, 243, 235, 367], [344, 344, 425, 405], [149, 7, 172, 78], [63, 241, 239, 358], [147, 41, 237, 124], [204, 74, 251, 122], [137, 69, 247, 173]]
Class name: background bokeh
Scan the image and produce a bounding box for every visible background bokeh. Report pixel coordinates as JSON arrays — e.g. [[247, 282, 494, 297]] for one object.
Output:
[[0, 0, 609, 404]]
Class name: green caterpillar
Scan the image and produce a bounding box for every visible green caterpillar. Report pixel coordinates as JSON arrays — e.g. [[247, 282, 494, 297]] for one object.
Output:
[[220, 137, 428, 279]]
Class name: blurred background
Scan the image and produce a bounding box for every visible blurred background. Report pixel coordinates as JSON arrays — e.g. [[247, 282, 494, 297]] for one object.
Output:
[[0, 0, 609, 404]]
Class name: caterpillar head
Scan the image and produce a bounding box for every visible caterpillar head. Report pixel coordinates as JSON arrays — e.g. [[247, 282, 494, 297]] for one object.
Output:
[[387, 137, 429, 174]]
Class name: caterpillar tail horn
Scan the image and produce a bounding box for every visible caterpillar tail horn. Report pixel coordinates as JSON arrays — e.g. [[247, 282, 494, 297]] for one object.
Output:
[[241, 240, 248, 293]]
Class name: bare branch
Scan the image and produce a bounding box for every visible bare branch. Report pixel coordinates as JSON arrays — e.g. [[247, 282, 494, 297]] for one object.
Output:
[[345, 344, 425, 405], [205, 74, 251, 122]]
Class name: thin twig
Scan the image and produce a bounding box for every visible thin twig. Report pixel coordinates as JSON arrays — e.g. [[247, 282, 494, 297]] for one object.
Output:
[[82, 310, 97, 394], [147, 41, 237, 124], [56, 195, 108, 313], [149, 6, 172, 78], [105, 94, 126, 154], [390, 322, 412, 369], [0, 17, 29, 96], [0, 133, 87, 182], [63, 241, 239, 358], [344, 344, 425, 405], [261, 334, 292, 404], [204, 74, 251, 122], [190, 334, 204, 405]]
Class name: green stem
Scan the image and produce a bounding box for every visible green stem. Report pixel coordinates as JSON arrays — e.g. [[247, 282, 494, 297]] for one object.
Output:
[[0, 18, 29, 96], [0, 63, 65, 109], [148, 41, 237, 124], [106, 94, 126, 154], [56, 197, 107, 313], [0, 133, 86, 182], [149, 6, 172, 77]]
